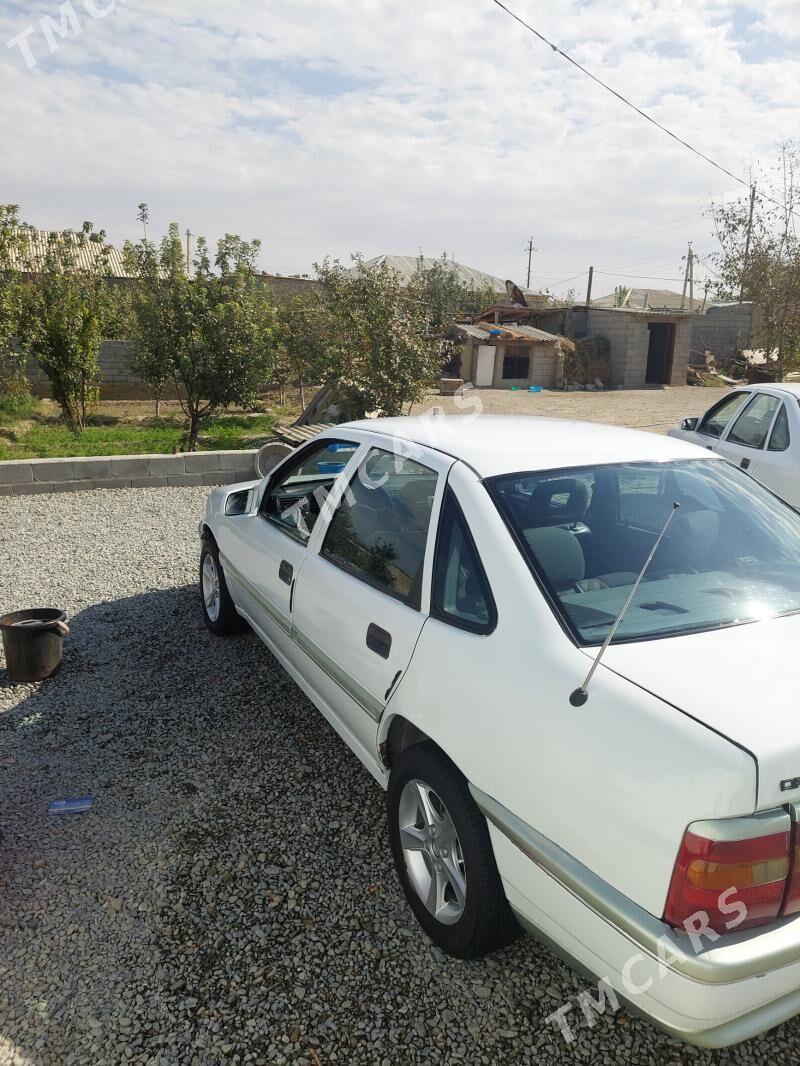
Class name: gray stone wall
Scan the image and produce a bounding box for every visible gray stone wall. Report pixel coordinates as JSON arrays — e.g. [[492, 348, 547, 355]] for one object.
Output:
[[690, 302, 757, 363], [27, 339, 163, 400], [584, 309, 647, 387], [0, 449, 258, 496], [583, 309, 695, 388]]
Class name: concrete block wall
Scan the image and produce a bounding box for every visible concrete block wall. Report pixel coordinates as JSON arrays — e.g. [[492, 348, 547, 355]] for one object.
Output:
[[585, 310, 649, 387], [0, 449, 258, 496], [27, 340, 167, 400], [690, 303, 756, 363], [670, 319, 693, 385], [584, 309, 696, 388], [529, 344, 557, 388]]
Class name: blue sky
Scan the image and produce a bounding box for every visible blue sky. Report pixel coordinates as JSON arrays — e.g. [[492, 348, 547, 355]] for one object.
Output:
[[1, 0, 798, 298]]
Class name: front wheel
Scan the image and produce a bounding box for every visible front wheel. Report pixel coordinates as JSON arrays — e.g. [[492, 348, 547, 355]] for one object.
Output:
[[200, 539, 248, 636], [387, 742, 519, 958]]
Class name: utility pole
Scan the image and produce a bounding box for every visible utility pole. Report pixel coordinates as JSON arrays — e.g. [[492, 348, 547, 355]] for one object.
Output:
[[689, 244, 694, 308], [185, 229, 193, 277], [585, 265, 594, 306], [680, 242, 693, 309], [739, 182, 757, 303], [526, 236, 534, 289]]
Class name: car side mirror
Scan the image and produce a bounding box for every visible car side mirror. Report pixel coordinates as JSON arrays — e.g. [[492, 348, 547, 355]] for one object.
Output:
[[680, 417, 699, 432]]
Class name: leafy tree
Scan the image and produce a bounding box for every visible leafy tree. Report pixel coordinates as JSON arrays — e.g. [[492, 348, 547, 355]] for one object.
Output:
[[316, 256, 441, 419], [275, 290, 330, 410], [412, 254, 498, 327], [124, 221, 275, 450], [19, 222, 114, 434], [0, 205, 29, 409], [712, 142, 800, 379]]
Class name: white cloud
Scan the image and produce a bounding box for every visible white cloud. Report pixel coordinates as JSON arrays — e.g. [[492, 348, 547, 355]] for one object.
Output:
[[0, 0, 797, 296]]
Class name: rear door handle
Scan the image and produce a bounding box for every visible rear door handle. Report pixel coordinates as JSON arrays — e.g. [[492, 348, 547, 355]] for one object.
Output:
[[366, 623, 392, 659], [279, 560, 293, 585], [740, 457, 750, 470]]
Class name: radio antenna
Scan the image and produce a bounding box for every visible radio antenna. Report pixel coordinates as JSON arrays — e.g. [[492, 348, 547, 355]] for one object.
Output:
[[569, 502, 680, 707]]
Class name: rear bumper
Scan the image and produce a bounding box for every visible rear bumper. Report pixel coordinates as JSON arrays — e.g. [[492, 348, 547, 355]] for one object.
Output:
[[471, 784, 800, 1048]]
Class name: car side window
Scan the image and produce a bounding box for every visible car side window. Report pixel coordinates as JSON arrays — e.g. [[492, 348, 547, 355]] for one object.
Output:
[[725, 393, 781, 449], [768, 404, 791, 452], [260, 439, 359, 544], [321, 448, 438, 608], [697, 392, 749, 438], [432, 489, 496, 634]]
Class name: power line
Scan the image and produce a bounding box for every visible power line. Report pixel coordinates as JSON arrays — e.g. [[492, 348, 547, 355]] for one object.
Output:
[[489, 0, 800, 224]]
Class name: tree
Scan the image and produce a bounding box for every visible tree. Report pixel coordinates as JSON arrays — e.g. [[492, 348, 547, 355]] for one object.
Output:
[[711, 143, 800, 379], [18, 222, 115, 434], [124, 221, 275, 450], [0, 205, 29, 409], [412, 254, 498, 328], [275, 290, 330, 410], [316, 256, 441, 419]]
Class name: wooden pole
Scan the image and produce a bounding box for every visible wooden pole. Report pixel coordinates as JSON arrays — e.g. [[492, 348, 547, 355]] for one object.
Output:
[[526, 237, 534, 289], [680, 243, 691, 309]]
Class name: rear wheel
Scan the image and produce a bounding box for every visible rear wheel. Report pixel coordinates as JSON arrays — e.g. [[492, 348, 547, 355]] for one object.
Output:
[[387, 742, 519, 958], [200, 538, 248, 636]]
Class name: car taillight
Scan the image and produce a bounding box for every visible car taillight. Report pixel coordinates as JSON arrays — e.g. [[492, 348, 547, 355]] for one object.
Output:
[[781, 821, 800, 916], [664, 819, 791, 934]]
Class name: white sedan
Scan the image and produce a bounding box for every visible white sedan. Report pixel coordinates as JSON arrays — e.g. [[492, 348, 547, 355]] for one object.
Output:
[[200, 415, 800, 1048], [669, 382, 800, 507]]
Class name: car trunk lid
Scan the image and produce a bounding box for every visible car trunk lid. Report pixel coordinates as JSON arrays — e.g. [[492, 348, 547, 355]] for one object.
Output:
[[601, 612, 800, 810]]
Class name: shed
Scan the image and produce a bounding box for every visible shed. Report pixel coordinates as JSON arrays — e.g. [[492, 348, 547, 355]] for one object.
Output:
[[451, 323, 561, 388]]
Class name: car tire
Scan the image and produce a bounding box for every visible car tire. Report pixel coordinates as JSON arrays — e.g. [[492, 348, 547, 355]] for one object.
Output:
[[200, 537, 248, 636], [387, 741, 519, 958]]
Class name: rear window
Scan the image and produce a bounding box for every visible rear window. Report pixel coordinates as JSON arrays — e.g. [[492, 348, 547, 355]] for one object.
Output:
[[488, 460, 800, 645]]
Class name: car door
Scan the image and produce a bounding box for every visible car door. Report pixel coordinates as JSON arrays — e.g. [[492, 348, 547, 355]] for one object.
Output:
[[672, 390, 751, 449], [760, 401, 800, 506], [215, 437, 360, 650], [714, 390, 782, 484], [290, 441, 453, 753]]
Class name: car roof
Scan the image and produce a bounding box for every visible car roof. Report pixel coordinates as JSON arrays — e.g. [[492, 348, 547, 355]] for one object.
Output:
[[741, 382, 800, 398], [338, 415, 717, 478]]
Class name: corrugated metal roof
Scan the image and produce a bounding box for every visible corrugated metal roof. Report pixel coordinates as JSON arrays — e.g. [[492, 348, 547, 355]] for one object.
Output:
[[356, 254, 538, 295], [7, 229, 133, 278], [454, 322, 559, 343], [455, 323, 491, 340], [592, 287, 704, 311], [494, 324, 560, 342]]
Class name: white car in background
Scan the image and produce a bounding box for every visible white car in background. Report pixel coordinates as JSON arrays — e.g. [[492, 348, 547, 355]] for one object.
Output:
[[199, 416, 800, 1048], [669, 383, 800, 507]]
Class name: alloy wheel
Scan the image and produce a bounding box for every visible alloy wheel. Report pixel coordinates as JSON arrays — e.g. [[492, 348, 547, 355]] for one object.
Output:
[[398, 778, 466, 925], [202, 552, 221, 622]]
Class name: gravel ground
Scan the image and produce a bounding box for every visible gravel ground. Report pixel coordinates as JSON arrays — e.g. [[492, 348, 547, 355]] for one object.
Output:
[[410, 385, 729, 434], [0, 485, 796, 1065]]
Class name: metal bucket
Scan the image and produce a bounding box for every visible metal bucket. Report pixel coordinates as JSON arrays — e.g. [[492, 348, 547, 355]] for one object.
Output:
[[0, 609, 69, 682]]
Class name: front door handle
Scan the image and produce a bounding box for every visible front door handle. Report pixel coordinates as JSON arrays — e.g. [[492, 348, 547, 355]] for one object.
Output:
[[741, 457, 750, 470], [279, 559, 293, 585], [366, 623, 392, 659]]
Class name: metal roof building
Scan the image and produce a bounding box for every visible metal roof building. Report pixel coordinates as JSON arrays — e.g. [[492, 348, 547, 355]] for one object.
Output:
[[7, 229, 133, 278], [354, 254, 533, 295]]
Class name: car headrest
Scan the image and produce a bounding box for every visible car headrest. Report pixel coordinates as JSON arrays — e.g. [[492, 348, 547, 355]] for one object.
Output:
[[671, 508, 721, 569], [529, 478, 590, 524], [525, 526, 585, 589]]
